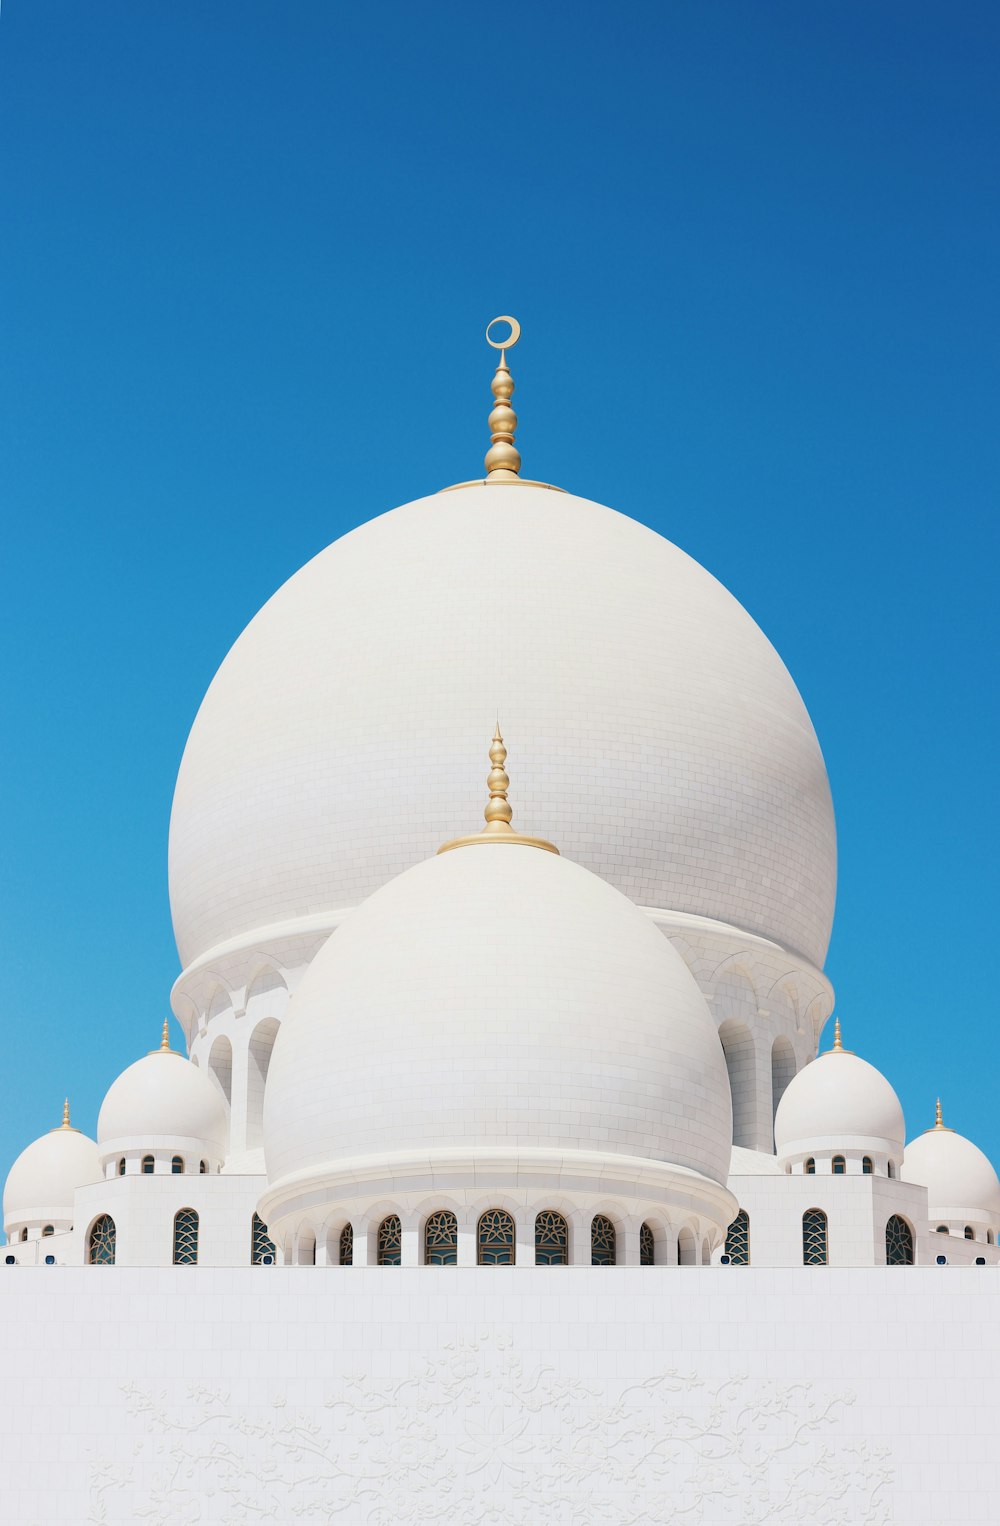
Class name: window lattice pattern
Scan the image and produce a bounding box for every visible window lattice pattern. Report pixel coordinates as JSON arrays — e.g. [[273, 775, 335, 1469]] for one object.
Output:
[[424, 1210, 458, 1265], [802, 1208, 828, 1266], [251, 1212, 276, 1265], [478, 1209, 515, 1265], [377, 1214, 402, 1266], [832, 1156, 846, 1175], [339, 1223, 353, 1266], [535, 1211, 568, 1265], [885, 1214, 914, 1266], [89, 1214, 116, 1266], [173, 1208, 199, 1266], [141, 1156, 154, 1175], [724, 1209, 750, 1266], [591, 1214, 616, 1266], [639, 1222, 655, 1267]]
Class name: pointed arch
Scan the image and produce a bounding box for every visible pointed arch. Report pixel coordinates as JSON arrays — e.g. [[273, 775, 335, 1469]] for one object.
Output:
[[172, 1208, 199, 1265], [770, 1036, 796, 1135], [207, 1034, 233, 1110], [718, 1018, 757, 1149], [246, 1017, 280, 1150], [88, 1214, 116, 1265]]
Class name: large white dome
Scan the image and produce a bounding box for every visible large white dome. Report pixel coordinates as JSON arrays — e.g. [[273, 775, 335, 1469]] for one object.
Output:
[[169, 484, 836, 972], [262, 843, 734, 1203]]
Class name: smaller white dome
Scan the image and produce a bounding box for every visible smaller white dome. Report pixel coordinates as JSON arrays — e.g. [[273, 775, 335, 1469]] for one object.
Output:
[[902, 1120, 1000, 1225], [98, 1045, 228, 1162], [3, 1116, 101, 1231], [773, 1042, 905, 1161]]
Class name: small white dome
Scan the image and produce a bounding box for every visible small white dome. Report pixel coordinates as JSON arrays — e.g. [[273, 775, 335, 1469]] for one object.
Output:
[[902, 1122, 1000, 1224], [773, 1045, 905, 1160], [263, 843, 733, 1214], [97, 1047, 228, 1161], [3, 1118, 100, 1230]]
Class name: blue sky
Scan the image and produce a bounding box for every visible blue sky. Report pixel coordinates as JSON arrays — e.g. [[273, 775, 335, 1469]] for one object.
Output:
[[1, 2, 997, 1175]]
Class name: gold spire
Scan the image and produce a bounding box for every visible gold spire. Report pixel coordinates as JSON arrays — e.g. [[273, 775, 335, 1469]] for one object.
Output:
[[438, 724, 559, 855], [53, 1097, 79, 1134], [831, 1017, 844, 1053], [150, 1017, 178, 1056], [484, 316, 522, 481], [931, 1097, 953, 1132]]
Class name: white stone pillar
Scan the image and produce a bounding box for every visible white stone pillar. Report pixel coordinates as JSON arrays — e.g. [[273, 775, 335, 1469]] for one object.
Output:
[[401, 1222, 420, 1268], [515, 1212, 534, 1267], [457, 1219, 477, 1267]]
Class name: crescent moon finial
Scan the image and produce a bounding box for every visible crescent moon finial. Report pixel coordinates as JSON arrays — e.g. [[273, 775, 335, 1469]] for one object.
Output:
[[484, 316, 522, 481]]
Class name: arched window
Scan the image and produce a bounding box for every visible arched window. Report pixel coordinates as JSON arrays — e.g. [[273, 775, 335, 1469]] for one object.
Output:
[[802, 1208, 828, 1266], [862, 1156, 874, 1175], [677, 1226, 697, 1265], [478, 1209, 515, 1265], [989, 1231, 995, 1247], [377, 1214, 402, 1266], [199, 1160, 208, 1175], [936, 1225, 948, 1234], [424, 1210, 458, 1265], [885, 1214, 914, 1266], [887, 1161, 895, 1178], [724, 1209, 750, 1266], [173, 1208, 199, 1265], [639, 1222, 655, 1267], [88, 1214, 116, 1265], [535, 1210, 568, 1265], [591, 1214, 616, 1266], [251, 1212, 276, 1266], [171, 1156, 184, 1175], [832, 1155, 846, 1175], [117, 1158, 126, 1177], [964, 1225, 975, 1241], [41, 1225, 54, 1237], [141, 1155, 155, 1175], [339, 1223, 353, 1266], [804, 1157, 815, 1175], [19, 1227, 27, 1242]]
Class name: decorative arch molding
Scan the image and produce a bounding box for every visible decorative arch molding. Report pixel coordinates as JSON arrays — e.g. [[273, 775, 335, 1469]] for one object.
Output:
[[245, 1017, 280, 1151], [718, 1018, 757, 1150]]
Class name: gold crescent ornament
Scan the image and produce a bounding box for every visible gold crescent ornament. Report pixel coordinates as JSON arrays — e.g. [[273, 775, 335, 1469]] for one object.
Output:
[[485, 315, 521, 351]]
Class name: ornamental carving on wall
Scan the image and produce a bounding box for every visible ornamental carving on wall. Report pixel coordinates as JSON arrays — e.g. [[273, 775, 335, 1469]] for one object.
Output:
[[87, 1329, 893, 1524]]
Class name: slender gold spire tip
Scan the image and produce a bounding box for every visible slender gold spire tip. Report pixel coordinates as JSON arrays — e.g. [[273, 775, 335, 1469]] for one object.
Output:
[[438, 725, 558, 855], [161, 1018, 171, 1051], [484, 316, 522, 481], [61, 1098, 70, 1129], [832, 1017, 843, 1053], [935, 1097, 944, 1130]]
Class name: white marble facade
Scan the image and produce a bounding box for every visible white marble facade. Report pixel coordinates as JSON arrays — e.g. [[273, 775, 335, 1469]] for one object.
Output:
[[4, 448, 999, 1520]]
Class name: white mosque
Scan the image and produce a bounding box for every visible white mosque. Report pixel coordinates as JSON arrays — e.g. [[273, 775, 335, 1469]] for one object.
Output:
[[2, 320, 997, 1525]]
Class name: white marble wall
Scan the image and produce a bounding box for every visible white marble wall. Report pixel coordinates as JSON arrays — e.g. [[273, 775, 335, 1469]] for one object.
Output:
[[0, 1268, 997, 1523]]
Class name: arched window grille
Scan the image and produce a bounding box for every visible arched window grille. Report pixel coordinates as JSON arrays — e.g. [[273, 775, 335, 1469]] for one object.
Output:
[[173, 1208, 199, 1266], [724, 1209, 750, 1266], [424, 1210, 458, 1265], [534, 1210, 568, 1265], [639, 1222, 655, 1267], [88, 1214, 116, 1265], [117, 1158, 126, 1177], [885, 1214, 914, 1266], [251, 1212, 276, 1266], [141, 1155, 155, 1175], [591, 1214, 616, 1266], [804, 1157, 815, 1175], [862, 1156, 874, 1175], [199, 1160, 208, 1175], [377, 1214, 402, 1266], [936, 1225, 948, 1233], [339, 1223, 353, 1266], [42, 1225, 54, 1238], [802, 1208, 828, 1265], [832, 1155, 846, 1175], [964, 1226, 975, 1241], [478, 1209, 515, 1265], [171, 1156, 184, 1175]]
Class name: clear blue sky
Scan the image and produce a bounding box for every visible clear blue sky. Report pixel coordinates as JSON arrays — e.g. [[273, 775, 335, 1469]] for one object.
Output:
[[1, 3, 997, 1176]]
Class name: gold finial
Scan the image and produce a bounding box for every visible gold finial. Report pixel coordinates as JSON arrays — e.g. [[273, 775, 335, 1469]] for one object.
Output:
[[438, 724, 559, 855], [150, 1018, 178, 1056], [832, 1017, 844, 1053], [53, 1097, 79, 1134], [484, 316, 522, 482]]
